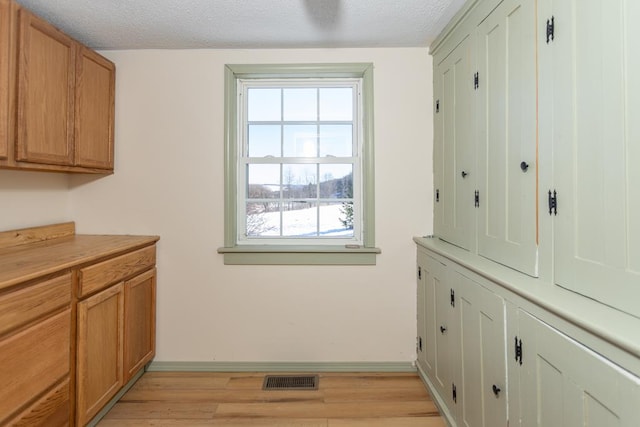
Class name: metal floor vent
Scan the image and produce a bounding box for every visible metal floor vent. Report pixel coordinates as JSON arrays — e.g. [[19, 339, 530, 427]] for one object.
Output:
[[262, 375, 319, 391]]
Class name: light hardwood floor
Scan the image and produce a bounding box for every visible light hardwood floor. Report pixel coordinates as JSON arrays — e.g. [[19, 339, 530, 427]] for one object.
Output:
[[98, 372, 446, 426]]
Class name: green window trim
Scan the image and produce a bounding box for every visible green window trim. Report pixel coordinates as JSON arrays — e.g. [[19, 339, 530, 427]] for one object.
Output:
[[219, 63, 378, 265]]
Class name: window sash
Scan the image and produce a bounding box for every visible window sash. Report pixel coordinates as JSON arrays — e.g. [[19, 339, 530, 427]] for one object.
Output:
[[237, 78, 363, 245]]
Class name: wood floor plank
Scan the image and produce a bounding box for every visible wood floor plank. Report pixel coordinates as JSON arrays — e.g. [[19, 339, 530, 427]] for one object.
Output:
[[322, 386, 430, 403], [214, 401, 439, 419], [329, 417, 447, 426], [319, 375, 427, 389], [131, 375, 230, 390], [102, 402, 217, 419], [121, 389, 325, 404]]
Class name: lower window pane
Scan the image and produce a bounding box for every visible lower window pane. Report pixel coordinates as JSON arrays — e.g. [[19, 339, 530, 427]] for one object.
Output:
[[283, 164, 317, 198], [282, 202, 318, 237], [246, 202, 280, 237], [320, 202, 355, 237]]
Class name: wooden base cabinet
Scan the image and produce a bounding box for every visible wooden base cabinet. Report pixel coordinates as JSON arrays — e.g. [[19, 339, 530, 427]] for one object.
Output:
[[0, 222, 158, 426], [75, 247, 157, 426]]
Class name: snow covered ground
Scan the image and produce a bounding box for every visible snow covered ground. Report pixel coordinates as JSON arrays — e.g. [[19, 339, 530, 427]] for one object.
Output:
[[248, 203, 353, 237]]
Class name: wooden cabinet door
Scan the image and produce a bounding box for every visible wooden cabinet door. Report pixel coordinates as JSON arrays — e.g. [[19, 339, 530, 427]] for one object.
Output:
[[124, 268, 156, 382], [16, 8, 75, 165], [76, 283, 124, 426], [476, 0, 538, 277], [433, 34, 476, 251], [539, 0, 640, 317], [455, 271, 507, 427], [75, 46, 114, 169], [0, 0, 11, 160], [517, 310, 640, 427]]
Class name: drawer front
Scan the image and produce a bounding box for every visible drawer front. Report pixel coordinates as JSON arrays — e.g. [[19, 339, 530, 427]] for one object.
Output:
[[78, 245, 155, 298], [0, 273, 71, 336], [0, 309, 71, 424], [9, 378, 70, 427]]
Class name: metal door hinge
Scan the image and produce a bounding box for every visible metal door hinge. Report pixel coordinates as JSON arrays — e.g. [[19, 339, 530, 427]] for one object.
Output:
[[436, 189, 440, 203], [548, 190, 558, 215], [515, 336, 523, 365], [450, 289, 455, 307], [418, 266, 422, 280], [418, 336, 423, 352], [436, 99, 440, 113], [546, 16, 555, 43], [452, 383, 457, 403], [474, 72, 479, 90], [474, 190, 480, 208]]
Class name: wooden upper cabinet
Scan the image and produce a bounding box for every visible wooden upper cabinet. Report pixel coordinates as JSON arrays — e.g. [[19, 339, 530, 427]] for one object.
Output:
[[0, 0, 12, 160], [75, 46, 115, 169], [16, 8, 76, 166], [0, 0, 115, 173]]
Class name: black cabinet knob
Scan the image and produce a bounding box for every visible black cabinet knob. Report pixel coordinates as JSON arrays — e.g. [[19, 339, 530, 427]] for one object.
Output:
[[492, 384, 501, 397], [461, 171, 468, 178], [520, 161, 529, 172], [440, 326, 447, 334]]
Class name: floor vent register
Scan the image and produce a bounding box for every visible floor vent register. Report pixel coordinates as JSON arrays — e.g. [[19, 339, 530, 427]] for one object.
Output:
[[262, 375, 319, 390]]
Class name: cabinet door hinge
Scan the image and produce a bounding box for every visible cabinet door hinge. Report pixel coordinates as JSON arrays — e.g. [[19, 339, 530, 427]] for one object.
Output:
[[515, 336, 523, 365], [548, 190, 558, 215], [474, 72, 479, 90], [436, 189, 440, 203], [450, 289, 455, 307], [418, 336, 423, 352], [474, 190, 480, 208], [436, 99, 440, 113], [452, 383, 457, 403], [417, 266, 422, 280], [546, 16, 555, 43]]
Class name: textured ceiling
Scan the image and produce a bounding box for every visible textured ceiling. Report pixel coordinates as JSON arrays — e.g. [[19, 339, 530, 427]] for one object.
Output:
[[14, 0, 466, 50]]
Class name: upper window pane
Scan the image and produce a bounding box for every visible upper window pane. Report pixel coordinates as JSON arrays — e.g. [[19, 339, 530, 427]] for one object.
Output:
[[248, 125, 281, 157], [283, 125, 318, 157], [248, 88, 281, 121], [320, 125, 352, 157], [319, 88, 353, 121], [283, 88, 317, 121]]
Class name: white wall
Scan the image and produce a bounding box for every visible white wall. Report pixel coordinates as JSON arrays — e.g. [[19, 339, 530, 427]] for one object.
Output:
[[0, 170, 71, 231], [70, 48, 434, 363]]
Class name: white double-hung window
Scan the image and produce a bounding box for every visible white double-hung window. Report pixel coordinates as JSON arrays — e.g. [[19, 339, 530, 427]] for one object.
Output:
[[219, 64, 379, 265]]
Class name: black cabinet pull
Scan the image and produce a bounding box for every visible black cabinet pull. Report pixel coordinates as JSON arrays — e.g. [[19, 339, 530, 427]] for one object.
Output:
[[492, 384, 501, 397], [520, 161, 529, 172], [440, 326, 447, 334], [461, 171, 468, 178]]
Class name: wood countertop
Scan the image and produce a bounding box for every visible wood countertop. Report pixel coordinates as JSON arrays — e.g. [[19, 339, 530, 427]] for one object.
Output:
[[0, 223, 159, 291]]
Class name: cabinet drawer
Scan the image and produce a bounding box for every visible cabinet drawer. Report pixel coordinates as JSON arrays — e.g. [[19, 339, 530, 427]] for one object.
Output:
[[78, 245, 155, 298], [9, 378, 70, 427], [0, 273, 71, 336], [0, 309, 71, 424]]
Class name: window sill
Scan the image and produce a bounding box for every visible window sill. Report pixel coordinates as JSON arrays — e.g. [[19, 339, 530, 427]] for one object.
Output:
[[217, 245, 381, 265]]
